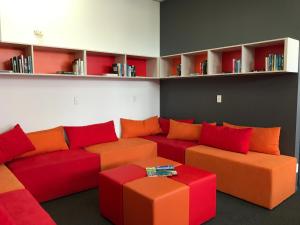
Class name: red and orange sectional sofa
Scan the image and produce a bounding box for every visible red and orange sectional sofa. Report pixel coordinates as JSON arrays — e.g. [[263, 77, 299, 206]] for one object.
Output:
[[0, 121, 157, 224], [0, 115, 298, 224], [126, 118, 295, 210]]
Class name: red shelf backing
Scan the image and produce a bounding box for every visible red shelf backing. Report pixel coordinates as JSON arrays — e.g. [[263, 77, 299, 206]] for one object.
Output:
[[0, 46, 26, 70], [171, 57, 181, 75], [194, 53, 208, 74], [127, 57, 147, 77], [254, 44, 284, 71], [87, 54, 115, 75], [34, 49, 77, 74], [222, 50, 241, 73]]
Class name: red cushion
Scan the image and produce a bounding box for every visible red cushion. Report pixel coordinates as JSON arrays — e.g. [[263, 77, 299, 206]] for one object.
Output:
[[0, 124, 35, 164], [143, 135, 198, 163], [65, 121, 118, 149], [199, 123, 252, 154], [159, 118, 195, 135], [0, 189, 56, 225], [7, 150, 100, 202]]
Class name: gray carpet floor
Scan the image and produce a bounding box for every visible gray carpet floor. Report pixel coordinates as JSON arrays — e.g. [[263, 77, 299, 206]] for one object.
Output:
[[42, 189, 300, 225]]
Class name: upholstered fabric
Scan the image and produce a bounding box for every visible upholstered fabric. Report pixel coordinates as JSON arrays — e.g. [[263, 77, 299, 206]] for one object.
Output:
[[0, 189, 56, 225], [19, 126, 68, 159], [64, 121, 118, 149], [143, 135, 197, 163], [123, 177, 189, 225], [99, 165, 146, 225], [170, 165, 216, 225], [85, 138, 157, 170], [0, 164, 24, 194], [223, 122, 281, 155], [186, 145, 297, 209], [0, 124, 35, 163], [121, 116, 162, 138], [7, 150, 100, 202], [132, 156, 181, 168]]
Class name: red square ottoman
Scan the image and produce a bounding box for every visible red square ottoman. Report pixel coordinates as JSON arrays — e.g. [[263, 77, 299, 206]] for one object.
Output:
[[99, 164, 146, 225], [171, 165, 216, 225]]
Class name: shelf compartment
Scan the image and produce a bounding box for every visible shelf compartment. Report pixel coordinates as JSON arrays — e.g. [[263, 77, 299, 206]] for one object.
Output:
[[182, 51, 208, 76], [160, 54, 182, 77], [0, 43, 33, 72], [243, 40, 285, 73], [33, 46, 84, 75], [126, 55, 158, 77], [86, 51, 125, 76], [208, 46, 242, 75]]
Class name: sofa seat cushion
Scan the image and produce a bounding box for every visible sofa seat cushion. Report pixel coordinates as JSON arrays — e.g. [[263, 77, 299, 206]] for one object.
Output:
[[0, 164, 24, 194], [186, 145, 297, 209], [7, 150, 100, 202], [85, 138, 157, 170], [143, 135, 198, 164], [0, 189, 56, 225]]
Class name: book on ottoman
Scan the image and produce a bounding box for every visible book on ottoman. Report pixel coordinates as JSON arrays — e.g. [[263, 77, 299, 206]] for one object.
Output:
[[146, 165, 177, 177]]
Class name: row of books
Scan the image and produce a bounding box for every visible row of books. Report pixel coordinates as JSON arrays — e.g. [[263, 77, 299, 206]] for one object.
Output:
[[146, 165, 177, 177], [232, 58, 241, 73], [199, 60, 208, 75], [11, 55, 33, 73], [265, 54, 284, 71], [112, 63, 137, 77]]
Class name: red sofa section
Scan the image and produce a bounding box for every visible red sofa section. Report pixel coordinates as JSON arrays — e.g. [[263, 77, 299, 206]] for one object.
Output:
[[143, 135, 198, 163], [0, 189, 56, 225], [7, 150, 100, 202]]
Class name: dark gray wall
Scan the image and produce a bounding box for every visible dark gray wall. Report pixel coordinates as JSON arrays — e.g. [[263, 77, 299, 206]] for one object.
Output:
[[160, 0, 300, 157]]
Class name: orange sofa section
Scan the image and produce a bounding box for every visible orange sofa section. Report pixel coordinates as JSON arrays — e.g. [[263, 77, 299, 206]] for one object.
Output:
[[0, 164, 24, 194], [123, 177, 189, 225], [85, 138, 157, 170], [185, 145, 297, 209]]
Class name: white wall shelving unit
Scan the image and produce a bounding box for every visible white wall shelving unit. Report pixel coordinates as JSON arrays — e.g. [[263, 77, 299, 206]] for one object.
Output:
[[160, 37, 299, 79]]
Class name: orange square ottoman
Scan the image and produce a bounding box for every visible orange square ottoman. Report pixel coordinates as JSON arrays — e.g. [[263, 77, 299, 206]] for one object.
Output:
[[99, 164, 146, 225], [170, 165, 216, 225], [123, 177, 189, 225]]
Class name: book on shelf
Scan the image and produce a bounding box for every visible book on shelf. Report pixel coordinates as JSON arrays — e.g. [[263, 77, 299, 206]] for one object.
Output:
[[146, 165, 177, 177], [265, 54, 284, 71], [232, 58, 241, 73], [72, 58, 84, 75], [112, 63, 137, 77], [199, 60, 208, 75], [10, 55, 33, 74]]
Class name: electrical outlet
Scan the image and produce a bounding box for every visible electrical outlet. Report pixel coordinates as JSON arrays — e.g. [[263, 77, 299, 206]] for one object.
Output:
[[73, 96, 79, 105], [132, 96, 137, 103], [217, 95, 222, 103]]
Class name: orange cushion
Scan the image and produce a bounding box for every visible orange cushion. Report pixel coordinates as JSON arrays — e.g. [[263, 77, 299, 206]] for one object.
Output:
[[0, 164, 24, 194], [18, 126, 69, 158], [223, 122, 281, 155], [121, 116, 162, 138], [167, 120, 216, 141]]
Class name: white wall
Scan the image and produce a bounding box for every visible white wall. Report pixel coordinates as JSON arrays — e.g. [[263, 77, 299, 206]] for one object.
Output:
[[0, 77, 160, 135], [0, 0, 160, 57], [0, 0, 160, 135]]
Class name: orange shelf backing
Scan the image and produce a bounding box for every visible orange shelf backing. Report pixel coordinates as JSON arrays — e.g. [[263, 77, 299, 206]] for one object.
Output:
[[34, 49, 77, 74], [0, 47, 26, 70]]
